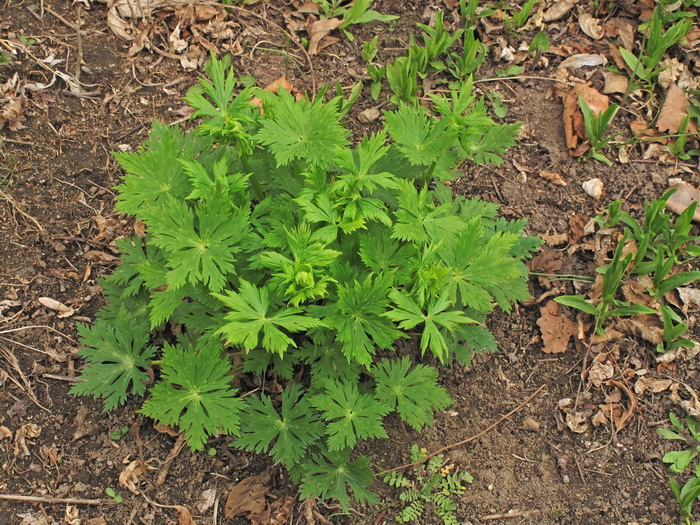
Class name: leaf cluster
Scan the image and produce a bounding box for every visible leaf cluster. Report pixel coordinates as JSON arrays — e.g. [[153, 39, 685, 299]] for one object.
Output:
[[71, 55, 538, 510]]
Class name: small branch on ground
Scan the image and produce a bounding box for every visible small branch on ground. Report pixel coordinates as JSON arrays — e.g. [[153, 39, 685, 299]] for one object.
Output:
[[0, 494, 116, 505], [481, 509, 541, 520]]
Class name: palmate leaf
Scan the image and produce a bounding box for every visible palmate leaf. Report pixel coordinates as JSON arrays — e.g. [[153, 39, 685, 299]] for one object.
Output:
[[325, 273, 403, 367], [115, 121, 209, 216], [300, 450, 379, 511], [384, 103, 456, 166], [71, 307, 155, 412], [140, 339, 244, 451], [470, 122, 522, 166], [384, 290, 475, 361], [255, 88, 349, 168], [372, 356, 452, 430], [214, 280, 325, 354], [143, 199, 250, 293], [392, 180, 465, 244], [235, 384, 324, 469], [311, 380, 390, 450]]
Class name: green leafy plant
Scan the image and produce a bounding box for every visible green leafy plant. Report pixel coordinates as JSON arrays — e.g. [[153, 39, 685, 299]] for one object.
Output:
[[71, 54, 539, 510], [670, 477, 700, 525], [411, 10, 463, 78], [555, 232, 656, 335], [619, 6, 692, 87], [512, 0, 536, 27], [386, 56, 419, 105], [384, 444, 473, 524], [558, 190, 699, 337], [579, 98, 620, 166], [659, 413, 700, 477], [528, 31, 549, 68], [362, 36, 386, 100], [315, 0, 397, 38], [447, 28, 487, 80], [668, 115, 700, 160]]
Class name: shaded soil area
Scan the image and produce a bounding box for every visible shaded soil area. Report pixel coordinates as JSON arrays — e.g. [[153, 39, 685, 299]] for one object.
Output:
[[1, 1, 699, 524]]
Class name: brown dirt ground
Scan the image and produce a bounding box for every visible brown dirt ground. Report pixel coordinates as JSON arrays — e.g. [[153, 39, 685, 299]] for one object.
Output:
[[1, 1, 699, 524]]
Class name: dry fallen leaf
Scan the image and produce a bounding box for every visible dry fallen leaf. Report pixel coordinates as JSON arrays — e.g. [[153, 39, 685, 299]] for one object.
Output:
[[38, 296, 75, 318], [579, 13, 604, 39], [196, 488, 217, 514], [606, 380, 637, 430], [225, 468, 272, 519], [539, 170, 566, 186], [536, 300, 576, 354], [13, 423, 41, 457], [588, 360, 614, 387], [119, 460, 148, 494], [0, 426, 12, 440], [307, 17, 342, 56], [666, 183, 700, 222], [657, 84, 689, 133], [602, 71, 629, 94], [86, 518, 108, 525], [634, 377, 673, 396], [543, 0, 576, 21]]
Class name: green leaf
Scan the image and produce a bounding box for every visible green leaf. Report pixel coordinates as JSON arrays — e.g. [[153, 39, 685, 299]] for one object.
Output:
[[300, 451, 379, 511], [373, 356, 452, 430], [143, 199, 250, 292], [215, 280, 326, 354], [255, 88, 349, 168], [470, 122, 522, 166], [311, 380, 390, 450], [554, 295, 599, 316], [384, 104, 456, 166], [662, 449, 697, 474], [139, 340, 244, 451], [384, 290, 475, 361], [326, 273, 403, 367], [235, 384, 324, 469], [71, 307, 156, 412]]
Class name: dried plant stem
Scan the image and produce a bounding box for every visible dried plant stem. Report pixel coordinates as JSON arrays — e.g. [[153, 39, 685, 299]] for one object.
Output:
[[0, 494, 115, 505]]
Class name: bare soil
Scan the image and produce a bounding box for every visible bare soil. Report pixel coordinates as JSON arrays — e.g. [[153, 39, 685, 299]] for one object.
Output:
[[1, 1, 698, 524]]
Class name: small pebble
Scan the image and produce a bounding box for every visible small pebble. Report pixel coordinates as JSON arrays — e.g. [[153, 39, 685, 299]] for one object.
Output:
[[358, 107, 381, 124], [582, 178, 604, 199]]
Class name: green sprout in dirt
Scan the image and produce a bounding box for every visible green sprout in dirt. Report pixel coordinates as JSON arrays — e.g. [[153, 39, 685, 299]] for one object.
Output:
[[383, 445, 473, 524], [579, 98, 620, 166], [659, 413, 700, 525], [447, 28, 487, 81], [362, 36, 385, 100], [659, 413, 700, 477], [619, 5, 692, 89], [555, 232, 656, 335], [528, 31, 549, 69], [668, 115, 700, 161], [314, 0, 397, 40], [105, 487, 123, 503]]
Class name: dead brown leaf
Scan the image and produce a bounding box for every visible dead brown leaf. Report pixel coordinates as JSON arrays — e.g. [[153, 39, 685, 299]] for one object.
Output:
[[657, 84, 689, 133], [539, 170, 566, 186], [0, 95, 26, 131], [13, 423, 41, 457], [307, 17, 342, 56], [615, 315, 663, 345], [666, 183, 700, 222], [602, 71, 628, 94], [225, 468, 272, 519], [541, 231, 568, 246], [86, 518, 108, 525], [0, 425, 12, 440], [671, 383, 700, 417], [634, 377, 673, 396], [119, 460, 148, 494], [588, 359, 614, 387], [84, 250, 120, 265], [579, 13, 604, 39], [606, 380, 637, 430], [536, 300, 576, 354], [543, 0, 576, 21]]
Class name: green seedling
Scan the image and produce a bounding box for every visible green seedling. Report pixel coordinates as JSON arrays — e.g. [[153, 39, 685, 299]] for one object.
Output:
[[659, 413, 700, 476], [105, 487, 123, 503], [579, 98, 620, 166], [555, 232, 656, 335], [447, 28, 487, 80], [362, 36, 385, 100], [386, 56, 419, 105], [384, 444, 473, 524], [70, 54, 540, 511], [412, 10, 463, 77], [512, 0, 536, 27], [528, 31, 549, 69], [109, 425, 130, 441], [670, 476, 700, 525], [658, 305, 696, 354], [496, 64, 524, 77], [459, 0, 496, 30], [315, 0, 397, 32], [486, 90, 507, 118], [619, 6, 692, 86], [668, 115, 700, 160]]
